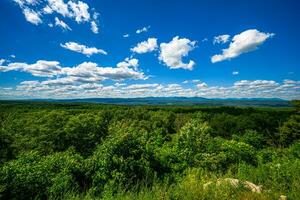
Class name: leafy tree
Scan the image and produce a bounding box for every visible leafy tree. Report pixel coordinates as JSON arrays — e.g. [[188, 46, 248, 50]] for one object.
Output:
[[0, 129, 14, 163], [210, 113, 237, 138], [64, 113, 109, 156], [279, 115, 300, 146], [291, 100, 300, 112]]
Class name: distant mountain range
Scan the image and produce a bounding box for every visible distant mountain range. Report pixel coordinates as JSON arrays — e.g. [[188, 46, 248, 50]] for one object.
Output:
[[22, 97, 291, 107]]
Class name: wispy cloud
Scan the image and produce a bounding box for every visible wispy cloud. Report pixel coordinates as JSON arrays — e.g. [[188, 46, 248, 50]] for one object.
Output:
[[136, 26, 150, 34], [60, 42, 107, 56], [213, 34, 230, 44], [54, 17, 72, 31]]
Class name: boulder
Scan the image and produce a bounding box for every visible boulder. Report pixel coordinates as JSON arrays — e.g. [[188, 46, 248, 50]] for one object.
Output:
[[203, 178, 262, 193]]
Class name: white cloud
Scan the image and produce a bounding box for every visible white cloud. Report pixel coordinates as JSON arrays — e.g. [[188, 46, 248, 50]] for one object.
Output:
[[90, 21, 99, 34], [60, 42, 107, 56], [232, 71, 239, 75], [90, 11, 99, 34], [126, 84, 159, 90], [117, 58, 139, 70], [192, 80, 201, 83], [182, 80, 201, 84], [60, 59, 145, 81], [0, 58, 146, 84], [159, 36, 196, 70], [68, 0, 90, 23], [14, 0, 99, 33], [234, 80, 279, 91], [23, 8, 42, 25], [47, 0, 70, 17], [196, 82, 208, 89], [123, 34, 129, 38], [131, 38, 158, 54], [136, 26, 150, 34], [211, 29, 274, 63], [0, 60, 62, 77], [14, 0, 40, 6], [55, 17, 72, 31], [213, 34, 230, 44], [0, 59, 6, 65], [2, 78, 300, 100], [43, 5, 53, 14]]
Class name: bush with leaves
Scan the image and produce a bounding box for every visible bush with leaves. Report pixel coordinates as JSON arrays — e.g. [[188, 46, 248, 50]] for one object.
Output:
[[173, 120, 212, 166], [87, 122, 159, 196], [279, 115, 300, 146], [232, 130, 264, 149], [0, 149, 84, 200]]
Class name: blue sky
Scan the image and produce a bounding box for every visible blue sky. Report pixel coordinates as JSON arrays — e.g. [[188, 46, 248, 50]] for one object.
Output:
[[0, 0, 299, 99]]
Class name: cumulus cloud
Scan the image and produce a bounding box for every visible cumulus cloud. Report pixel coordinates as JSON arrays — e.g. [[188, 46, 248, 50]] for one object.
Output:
[[60, 42, 107, 56], [213, 34, 230, 44], [234, 80, 279, 89], [47, 0, 70, 16], [232, 71, 239, 75], [131, 38, 158, 54], [55, 17, 72, 31], [2, 78, 300, 100], [136, 26, 150, 34], [117, 58, 139, 70], [68, 0, 90, 23], [23, 8, 42, 25], [0, 60, 62, 77], [39, 59, 145, 83], [14, 0, 99, 33], [0, 58, 146, 85], [159, 36, 196, 70], [43, 5, 53, 14], [196, 82, 208, 89], [123, 34, 129, 38], [90, 11, 99, 34], [90, 21, 98, 33], [211, 29, 274, 63]]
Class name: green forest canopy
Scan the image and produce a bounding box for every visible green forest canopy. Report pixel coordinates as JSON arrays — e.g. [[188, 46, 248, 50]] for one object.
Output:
[[0, 101, 299, 200]]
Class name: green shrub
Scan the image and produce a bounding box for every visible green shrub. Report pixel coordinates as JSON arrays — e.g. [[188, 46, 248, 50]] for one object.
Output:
[[0, 149, 84, 200], [87, 125, 157, 196], [279, 115, 300, 146], [233, 130, 264, 149]]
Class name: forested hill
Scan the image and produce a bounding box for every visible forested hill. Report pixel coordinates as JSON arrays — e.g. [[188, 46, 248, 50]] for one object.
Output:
[[11, 97, 291, 107]]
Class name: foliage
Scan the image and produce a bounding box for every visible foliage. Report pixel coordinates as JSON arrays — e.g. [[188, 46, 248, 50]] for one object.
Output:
[[0, 149, 84, 200], [279, 115, 300, 146], [0, 101, 299, 199]]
